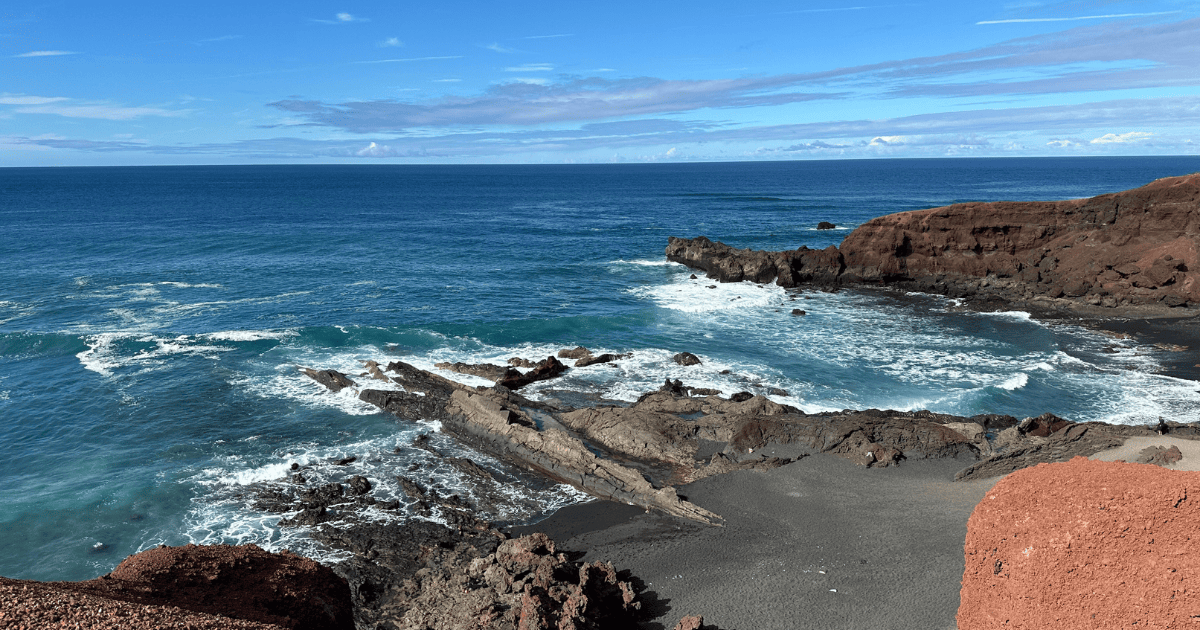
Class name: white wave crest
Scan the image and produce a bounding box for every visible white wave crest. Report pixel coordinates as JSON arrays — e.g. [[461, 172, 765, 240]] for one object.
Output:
[[203, 330, 297, 342], [996, 373, 1029, 390], [629, 277, 784, 313]]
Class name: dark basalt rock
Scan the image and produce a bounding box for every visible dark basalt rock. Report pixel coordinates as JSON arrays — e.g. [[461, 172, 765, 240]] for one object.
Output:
[[300, 368, 357, 393], [673, 352, 702, 366], [575, 352, 625, 367], [434, 361, 512, 382], [495, 356, 569, 390], [817, 221, 837, 230], [557, 346, 591, 359]]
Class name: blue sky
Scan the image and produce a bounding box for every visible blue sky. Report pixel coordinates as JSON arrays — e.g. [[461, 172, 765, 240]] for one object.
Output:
[[2, 1, 1198, 165]]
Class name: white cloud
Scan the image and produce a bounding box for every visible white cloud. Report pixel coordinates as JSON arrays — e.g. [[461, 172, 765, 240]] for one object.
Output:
[[357, 141, 389, 156], [504, 63, 554, 72], [15, 50, 76, 58], [486, 43, 515, 53], [869, 135, 906, 146], [433, 78, 461, 83], [380, 37, 403, 47], [507, 78, 550, 85], [1046, 139, 1083, 148], [1090, 131, 1153, 144], [978, 11, 1180, 25], [312, 12, 368, 24], [15, 101, 188, 120], [0, 95, 69, 105]]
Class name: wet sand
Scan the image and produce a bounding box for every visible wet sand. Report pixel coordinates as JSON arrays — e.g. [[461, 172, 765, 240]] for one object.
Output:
[[517, 450, 998, 630]]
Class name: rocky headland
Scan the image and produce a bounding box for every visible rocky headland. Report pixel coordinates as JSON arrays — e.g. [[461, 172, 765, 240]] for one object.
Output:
[[667, 172, 1200, 314]]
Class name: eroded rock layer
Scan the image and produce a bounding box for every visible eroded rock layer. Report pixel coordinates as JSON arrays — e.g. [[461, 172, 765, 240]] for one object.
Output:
[[668, 173, 1200, 310], [958, 457, 1200, 629]]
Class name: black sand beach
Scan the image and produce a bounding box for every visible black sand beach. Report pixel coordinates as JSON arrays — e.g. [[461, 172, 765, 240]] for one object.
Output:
[[514, 446, 999, 629]]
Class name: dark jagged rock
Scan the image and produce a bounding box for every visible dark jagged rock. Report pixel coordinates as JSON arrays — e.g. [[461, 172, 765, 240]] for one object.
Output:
[[300, 368, 357, 393], [557, 346, 591, 359], [507, 356, 539, 368], [954, 421, 1180, 481], [673, 352, 703, 366], [320, 524, 644, 630], [495, 356, 569, 390], [575, 352, 625, 367], [725, 409, 983, 467], [1136, 444, 1183, 466], [817, 221, 837, 230], [346, 475, 371, 496], [668, 174, 1200, 311], [434, 361, 513, 382], [729, 391, 754, 403]]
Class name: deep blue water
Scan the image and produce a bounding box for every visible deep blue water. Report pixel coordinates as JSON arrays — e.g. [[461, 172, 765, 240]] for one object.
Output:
[[3, 157, 1200, 581]]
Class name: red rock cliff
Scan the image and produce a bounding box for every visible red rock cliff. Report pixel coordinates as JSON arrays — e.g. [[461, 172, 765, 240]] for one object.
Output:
[[668, 173, 1200, 310], [841, 173, 1200, 306]]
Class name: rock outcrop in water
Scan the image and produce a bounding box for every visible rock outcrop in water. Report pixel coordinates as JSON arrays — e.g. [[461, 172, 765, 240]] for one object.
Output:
[[668, 173, 1200, 311], [958, 457, 1200, 629]]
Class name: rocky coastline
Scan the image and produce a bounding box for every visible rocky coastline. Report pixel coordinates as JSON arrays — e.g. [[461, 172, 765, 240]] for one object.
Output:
[[667, 172, 1200, 316], [8, 173, 1200, 629]]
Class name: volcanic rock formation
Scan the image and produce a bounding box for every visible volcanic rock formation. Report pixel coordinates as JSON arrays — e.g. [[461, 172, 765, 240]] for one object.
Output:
[[1, 544, 354, 630], [668, 173, 1200, 310]]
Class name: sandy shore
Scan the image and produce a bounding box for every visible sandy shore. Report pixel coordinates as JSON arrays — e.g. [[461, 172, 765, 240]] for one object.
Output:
[[515, 446, 998, 630]]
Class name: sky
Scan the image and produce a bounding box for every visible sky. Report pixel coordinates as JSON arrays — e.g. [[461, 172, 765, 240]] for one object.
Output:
[[2, 0, 1199, 165]]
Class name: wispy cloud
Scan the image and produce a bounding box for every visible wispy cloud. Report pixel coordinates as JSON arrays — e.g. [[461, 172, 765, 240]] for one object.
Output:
[[504, 63, 554, 72], [312, 12, 368, 24], [270, 76, 842, 132], [2, 96, 188, 120], [195, 35, 241, 44], [356, 56, 463, 64], [379, 37, 403, 47], [15, 50, 76, 57], [280, 17, 1200, 135], [486, 43, 515, 53], [0, 95, 69, 105], [433, 78, 461, 83], [17, 95, 1200, 159], [1091, 131, 1153, 144], [977, 11, 1180, 25]]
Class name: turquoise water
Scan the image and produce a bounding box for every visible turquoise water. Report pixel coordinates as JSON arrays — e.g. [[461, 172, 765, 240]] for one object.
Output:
[[3, 157, 1200, 581]]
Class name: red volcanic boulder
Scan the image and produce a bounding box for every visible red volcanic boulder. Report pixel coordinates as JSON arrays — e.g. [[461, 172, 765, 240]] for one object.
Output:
[[958, 457, 1200, 629], [841, 173, 1200, 307], [94, 544, 353, 630]]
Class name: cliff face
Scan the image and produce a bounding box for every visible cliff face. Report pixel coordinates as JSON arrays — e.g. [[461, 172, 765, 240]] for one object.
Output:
[[841, 173, 1200, 307], [668, 173, 1200, 310]]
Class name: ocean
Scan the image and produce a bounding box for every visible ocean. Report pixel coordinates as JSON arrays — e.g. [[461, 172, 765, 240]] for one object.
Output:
[[3, 157, 1200, 582]]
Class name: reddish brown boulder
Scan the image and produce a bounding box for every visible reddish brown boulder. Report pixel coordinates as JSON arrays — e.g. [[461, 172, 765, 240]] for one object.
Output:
[[2, 544, 353, 630], [958, 457, 1200, 629]]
